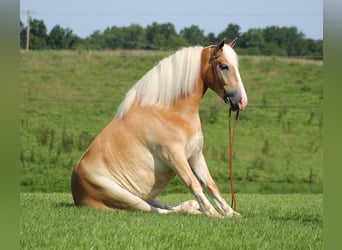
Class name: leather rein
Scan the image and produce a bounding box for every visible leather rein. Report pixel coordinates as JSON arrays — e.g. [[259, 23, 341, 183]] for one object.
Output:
[[228, 107, 239, 211]]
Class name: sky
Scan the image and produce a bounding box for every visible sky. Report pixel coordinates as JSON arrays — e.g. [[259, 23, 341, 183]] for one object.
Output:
[[20, 0, 323, 40]]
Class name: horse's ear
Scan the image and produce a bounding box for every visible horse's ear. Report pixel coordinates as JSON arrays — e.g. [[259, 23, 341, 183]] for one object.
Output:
[[228, 37, 238, 48], [217, 38, 226, 50], [213, 38, 226, 55]]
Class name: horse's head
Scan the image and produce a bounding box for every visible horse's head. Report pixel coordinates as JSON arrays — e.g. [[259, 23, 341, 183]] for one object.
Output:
[[202, 38, 248, 111]]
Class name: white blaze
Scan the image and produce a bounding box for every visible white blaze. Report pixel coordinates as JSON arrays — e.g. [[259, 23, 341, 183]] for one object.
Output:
[[223, 45, 248, 111], [235, 69, 248, 110]]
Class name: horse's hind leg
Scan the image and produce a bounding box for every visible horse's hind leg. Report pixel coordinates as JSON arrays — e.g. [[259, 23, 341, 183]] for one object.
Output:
[[148, 199, 172, 210], [85, 177, 172, 214]]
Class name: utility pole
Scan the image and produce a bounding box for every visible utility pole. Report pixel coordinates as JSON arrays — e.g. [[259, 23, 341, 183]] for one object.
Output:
[[26, 10, 30, 51]]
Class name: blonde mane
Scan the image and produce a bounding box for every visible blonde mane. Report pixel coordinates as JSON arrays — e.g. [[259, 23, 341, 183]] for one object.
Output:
[[115, 46, 203, 118]]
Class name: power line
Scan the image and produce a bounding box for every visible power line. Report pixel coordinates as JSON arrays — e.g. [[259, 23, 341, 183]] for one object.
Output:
[[20, 9, 323, 39], [19, 97, 322, 110], [21, 97, 119, 104], [21, 11, 322, 17]]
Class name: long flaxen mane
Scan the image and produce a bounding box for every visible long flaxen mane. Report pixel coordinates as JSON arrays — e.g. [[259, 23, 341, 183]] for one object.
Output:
[[115, 46, 203, 118]]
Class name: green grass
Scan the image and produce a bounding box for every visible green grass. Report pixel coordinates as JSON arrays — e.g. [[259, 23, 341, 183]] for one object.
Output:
[[20, 192, 322, 249], [19, 50, 322, 193]]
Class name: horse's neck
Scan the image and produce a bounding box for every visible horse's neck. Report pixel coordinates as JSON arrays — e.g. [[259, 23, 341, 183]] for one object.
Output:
[[172, 46, 210, 115], [169, 79, 206, 117]]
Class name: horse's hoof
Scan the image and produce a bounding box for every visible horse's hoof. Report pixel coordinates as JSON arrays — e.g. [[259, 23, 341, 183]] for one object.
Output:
[[233, 211, 241, 217]]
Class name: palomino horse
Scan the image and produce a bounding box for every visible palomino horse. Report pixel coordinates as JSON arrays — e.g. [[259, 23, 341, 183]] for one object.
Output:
[[71, 38, 248, 218]]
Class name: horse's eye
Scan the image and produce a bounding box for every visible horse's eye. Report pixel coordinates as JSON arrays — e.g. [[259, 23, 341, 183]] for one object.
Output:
[[219, 64, 229, 71]]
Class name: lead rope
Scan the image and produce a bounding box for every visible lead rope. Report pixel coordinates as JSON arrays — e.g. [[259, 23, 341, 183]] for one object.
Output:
[[228, 108, 239, 211]]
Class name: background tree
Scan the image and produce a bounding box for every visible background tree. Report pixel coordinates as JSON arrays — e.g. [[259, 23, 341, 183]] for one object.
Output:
[[239, 28, 268, 55], [18, 18, 323, 59], [180, 25, 206, 46], [20, 20, 26, 48], [84, 30, 105, 50], [206, 32, 217, 46], [122, 24, 147, 49], [217, 24, 241, 41], [27, 19, 48, 50], [48, 25, 79, 49], [305, 39, 323, 58], [262, 26, 304, 56], [146, 22, 187, 49], [98, 24, 146, 49], [102, 26, 124, 49]]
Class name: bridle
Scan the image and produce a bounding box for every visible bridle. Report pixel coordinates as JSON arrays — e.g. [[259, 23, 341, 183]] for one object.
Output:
[[209, 45, 226, 89], [209, 43, 240, 211]]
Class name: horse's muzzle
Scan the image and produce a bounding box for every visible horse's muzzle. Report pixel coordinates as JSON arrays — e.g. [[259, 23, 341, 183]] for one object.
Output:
[[224, 89, 241, 111]]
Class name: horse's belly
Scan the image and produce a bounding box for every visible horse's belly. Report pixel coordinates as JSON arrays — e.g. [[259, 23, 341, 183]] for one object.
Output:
[[110, 152, 175, 201], [143, 157, 176, 200]]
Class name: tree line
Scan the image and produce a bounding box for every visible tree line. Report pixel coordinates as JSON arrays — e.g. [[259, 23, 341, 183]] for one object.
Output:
[[20, 19, 322, 59]]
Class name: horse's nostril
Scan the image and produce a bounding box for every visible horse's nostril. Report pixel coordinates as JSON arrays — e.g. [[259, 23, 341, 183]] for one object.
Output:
[[224, 95, 230, 104], [224, 90, 241, 111]]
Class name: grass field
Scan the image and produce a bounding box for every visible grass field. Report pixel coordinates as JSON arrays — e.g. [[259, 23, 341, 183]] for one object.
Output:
[[19, 48, 323, 248], [20, 192, 322, 249], [19, 50, 322, 193]]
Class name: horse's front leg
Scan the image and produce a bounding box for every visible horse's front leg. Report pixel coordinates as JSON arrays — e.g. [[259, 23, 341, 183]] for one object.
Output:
[[189, 152, 240, 217], [161, 145, 222, 218]]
